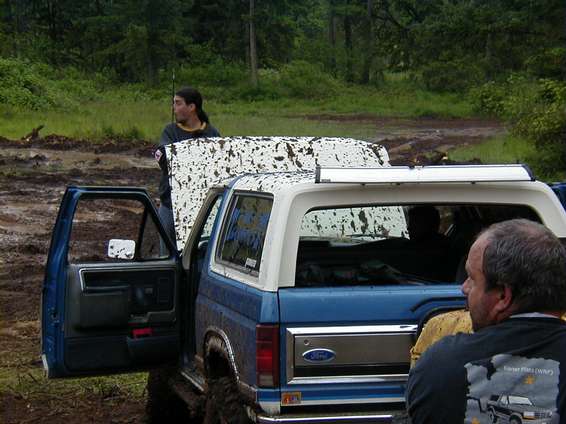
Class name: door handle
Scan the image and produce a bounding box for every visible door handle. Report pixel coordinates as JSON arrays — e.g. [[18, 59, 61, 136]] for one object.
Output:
[[85, 283, 130, 292]]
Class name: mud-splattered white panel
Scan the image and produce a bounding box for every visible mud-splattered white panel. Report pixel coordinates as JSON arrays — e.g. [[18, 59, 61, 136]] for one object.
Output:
[[166, 136, 389, 248], [300, 206, 407, 241], [230, 171, 315, 195]]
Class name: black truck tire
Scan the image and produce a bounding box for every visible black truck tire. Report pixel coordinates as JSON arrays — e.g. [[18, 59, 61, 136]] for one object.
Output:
[[487, 408, 498, 423], [204, 376, 250, 424], [146, 367, 192, 423]]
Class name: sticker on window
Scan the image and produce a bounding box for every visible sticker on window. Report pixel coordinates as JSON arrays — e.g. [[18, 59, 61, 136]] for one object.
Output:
[[245, 258, 257, 268]]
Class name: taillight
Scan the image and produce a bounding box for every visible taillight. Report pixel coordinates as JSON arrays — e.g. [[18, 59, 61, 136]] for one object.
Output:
[[256, 324, 280, 388]]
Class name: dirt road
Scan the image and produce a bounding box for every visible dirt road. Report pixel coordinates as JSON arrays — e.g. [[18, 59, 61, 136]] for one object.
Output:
[[0, 117, 501, 423]]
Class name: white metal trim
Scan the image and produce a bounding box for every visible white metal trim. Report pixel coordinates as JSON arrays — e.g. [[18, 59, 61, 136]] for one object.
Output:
[[316, 164, 533, 184], [287, 325, 417, 335], [256, 413, 394, 424], [287, 374, 408, 385]]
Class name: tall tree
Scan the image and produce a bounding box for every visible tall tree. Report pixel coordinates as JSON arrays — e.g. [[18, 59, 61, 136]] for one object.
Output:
[[249, 0, 258, 87], [328, 0, 337, 76], [360, 0, 374, 84], [342, 0, 353, 82]]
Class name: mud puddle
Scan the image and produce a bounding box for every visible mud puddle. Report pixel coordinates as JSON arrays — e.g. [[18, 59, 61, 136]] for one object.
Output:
[[1, 147, 156, 171]]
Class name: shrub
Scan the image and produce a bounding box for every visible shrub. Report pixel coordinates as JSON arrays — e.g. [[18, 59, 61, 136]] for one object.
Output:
[[507, 79, 566, 179], [174, 60, 247, 88], [0, 58, 55, 109], [0, 58, 105, 110], [525, 47, 566, 79], [277, 60, 340, 99], [469, 75, 566, 179], [468, 81, 507, 116], [420, 59, 485, 92]]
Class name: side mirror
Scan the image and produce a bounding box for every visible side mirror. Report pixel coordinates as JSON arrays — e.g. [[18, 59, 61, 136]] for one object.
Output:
[[107, 239, 136, 260]]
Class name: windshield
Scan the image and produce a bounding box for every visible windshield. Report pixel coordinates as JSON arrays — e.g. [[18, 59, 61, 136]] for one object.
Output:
[[509, 396, 533, 406]]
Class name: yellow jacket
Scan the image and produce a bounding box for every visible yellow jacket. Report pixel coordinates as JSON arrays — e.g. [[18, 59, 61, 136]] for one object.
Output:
[[410, 310, 566, 367]]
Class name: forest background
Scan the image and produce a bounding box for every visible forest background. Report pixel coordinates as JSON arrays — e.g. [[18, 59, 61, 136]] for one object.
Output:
[[0, 0, 565, 178]]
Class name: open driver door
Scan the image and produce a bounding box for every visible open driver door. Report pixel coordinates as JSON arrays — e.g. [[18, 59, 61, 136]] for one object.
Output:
[[41, 187, 181, 378]]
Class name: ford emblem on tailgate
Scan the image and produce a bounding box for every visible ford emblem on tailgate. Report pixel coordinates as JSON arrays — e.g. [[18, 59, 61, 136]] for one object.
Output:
[[302, 348, 336, 363]]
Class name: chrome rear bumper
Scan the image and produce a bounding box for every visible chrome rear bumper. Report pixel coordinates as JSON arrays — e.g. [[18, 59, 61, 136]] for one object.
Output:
[[256, 412, 395, 424]]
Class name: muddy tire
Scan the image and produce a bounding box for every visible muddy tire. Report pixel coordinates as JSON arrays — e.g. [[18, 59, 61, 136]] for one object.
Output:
[[487, 408, 497, 423], [146, 367, 191, 423], [203, 376, 250, 424]]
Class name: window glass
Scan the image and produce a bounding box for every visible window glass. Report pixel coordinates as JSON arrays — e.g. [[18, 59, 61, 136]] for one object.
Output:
[[300, 206, 407, 240], [219, 195, 272, 273], [193, 195, 222, 259], [200, 197, 222, 243], [68, 197, 168, 263], [295, 203, 540, 287], [139, 209, 169, 259]]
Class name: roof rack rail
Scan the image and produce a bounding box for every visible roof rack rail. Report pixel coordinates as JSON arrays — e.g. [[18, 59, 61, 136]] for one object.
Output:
[[315, 164, 534, 184]]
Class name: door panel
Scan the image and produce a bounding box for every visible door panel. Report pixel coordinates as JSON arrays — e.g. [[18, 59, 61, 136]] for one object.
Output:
[[41, 187, 181, 378]]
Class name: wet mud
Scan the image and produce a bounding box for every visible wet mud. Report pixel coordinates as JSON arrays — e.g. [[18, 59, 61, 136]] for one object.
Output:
[[0, 117, 501, 422]]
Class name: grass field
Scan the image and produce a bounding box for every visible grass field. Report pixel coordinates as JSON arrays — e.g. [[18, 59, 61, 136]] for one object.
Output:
[[0, 73, 473, 141], [450, 134, 536, 164]]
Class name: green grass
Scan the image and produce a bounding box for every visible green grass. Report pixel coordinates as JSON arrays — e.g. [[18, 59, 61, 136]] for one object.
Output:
[[208, 84, 473, 119], [0, 334, 147, 402], [0, 73, 474, 141], [0, 367, 147, 401], [0, 100, 168, 141], [0, 101, 378, 141], [449, 134, 536, 164]]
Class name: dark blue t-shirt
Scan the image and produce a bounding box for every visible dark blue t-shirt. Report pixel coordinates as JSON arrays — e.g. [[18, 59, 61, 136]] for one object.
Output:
[[157, 122, 220, 207], [407, 317, 566, 424]]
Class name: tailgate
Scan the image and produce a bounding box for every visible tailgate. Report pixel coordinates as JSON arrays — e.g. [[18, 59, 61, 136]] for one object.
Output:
[[277, 285, 464, 408]]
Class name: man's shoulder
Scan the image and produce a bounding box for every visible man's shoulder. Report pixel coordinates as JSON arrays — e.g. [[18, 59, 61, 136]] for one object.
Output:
[[161, 122, 177, 132], [203, 124, 220, 137], [422, 317, 566, 363], [421, 330, 473, 361], [159, 123, 178, 145]]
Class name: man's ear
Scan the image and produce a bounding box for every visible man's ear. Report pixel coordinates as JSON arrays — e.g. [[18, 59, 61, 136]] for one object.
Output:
[[494, 285, 514, 320]]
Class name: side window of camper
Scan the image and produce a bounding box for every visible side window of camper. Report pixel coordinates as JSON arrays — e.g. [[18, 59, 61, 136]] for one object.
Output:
[[218, 194, 273, 275]]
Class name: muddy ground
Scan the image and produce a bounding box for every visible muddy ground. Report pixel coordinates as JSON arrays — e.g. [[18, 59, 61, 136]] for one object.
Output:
[[0, 117, 502, 423]]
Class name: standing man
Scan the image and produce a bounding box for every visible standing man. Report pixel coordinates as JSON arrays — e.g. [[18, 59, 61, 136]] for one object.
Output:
[[406, 219, 566, 423], [156, 87, 220, 245]]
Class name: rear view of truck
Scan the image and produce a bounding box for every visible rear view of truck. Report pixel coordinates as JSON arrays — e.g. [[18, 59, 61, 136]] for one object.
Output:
[[240, 165, 565, 422], [41, 134, 566, 423]]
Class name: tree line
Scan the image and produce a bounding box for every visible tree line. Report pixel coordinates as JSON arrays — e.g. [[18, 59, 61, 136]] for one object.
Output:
[[1, 0, 564, 89]]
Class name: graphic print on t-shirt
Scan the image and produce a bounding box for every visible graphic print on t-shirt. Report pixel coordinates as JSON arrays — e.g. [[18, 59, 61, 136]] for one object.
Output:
[[464, 354, 559, 424]]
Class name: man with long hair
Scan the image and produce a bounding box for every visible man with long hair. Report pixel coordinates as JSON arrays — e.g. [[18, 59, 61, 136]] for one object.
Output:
[[155, 87, 220, 244]]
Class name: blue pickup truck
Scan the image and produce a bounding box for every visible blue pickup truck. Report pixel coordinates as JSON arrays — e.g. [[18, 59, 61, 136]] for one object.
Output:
[[40, 137, 566, 423]]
